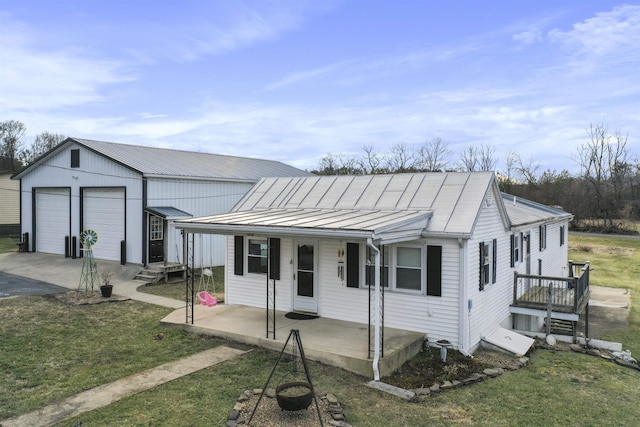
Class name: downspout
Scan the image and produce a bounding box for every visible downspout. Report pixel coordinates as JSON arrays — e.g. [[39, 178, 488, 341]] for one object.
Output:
[[458, 238, 472, 357], [367, 238, 381, 381]]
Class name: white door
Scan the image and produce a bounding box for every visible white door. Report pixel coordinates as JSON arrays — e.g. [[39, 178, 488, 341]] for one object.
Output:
[[83, 188, 125, 261], [35, 188, 70, 255], [293, 240, 318, 314]]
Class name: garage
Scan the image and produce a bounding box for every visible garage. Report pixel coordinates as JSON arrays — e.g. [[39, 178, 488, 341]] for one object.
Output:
[[35, 188, 70, 255], [82, 188, 125, 261]]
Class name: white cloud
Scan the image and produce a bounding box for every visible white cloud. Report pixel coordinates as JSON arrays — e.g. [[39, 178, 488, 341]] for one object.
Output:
[[0, 19, 134, 112]]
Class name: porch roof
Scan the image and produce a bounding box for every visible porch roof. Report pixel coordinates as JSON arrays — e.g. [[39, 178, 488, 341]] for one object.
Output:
[[176, 208, 432, 243]]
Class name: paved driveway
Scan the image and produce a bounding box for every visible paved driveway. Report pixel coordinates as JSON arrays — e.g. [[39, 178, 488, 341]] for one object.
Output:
[[0, 271, 68, 298]]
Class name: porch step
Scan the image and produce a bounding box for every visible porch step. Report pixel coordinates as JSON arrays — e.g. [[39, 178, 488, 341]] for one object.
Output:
[[134, 264, 186, 285]]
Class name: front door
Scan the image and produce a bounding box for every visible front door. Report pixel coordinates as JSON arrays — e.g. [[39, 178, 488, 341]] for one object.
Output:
[[149, 215, 164, 263], [293, 241, 318, 314]]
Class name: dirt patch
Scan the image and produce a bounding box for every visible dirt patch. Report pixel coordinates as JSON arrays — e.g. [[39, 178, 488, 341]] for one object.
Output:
[[383, 347, 522, 390], [52, 290, 130, 306]]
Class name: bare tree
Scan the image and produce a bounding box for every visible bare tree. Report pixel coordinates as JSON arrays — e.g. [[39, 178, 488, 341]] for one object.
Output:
[[575, 122, 631, 228], [514, 153, 541, 185], [19, 132, 67, 165], [415, 137, 451, 171], [478, 143, 497, 172], [459, 145, 478, 171], [385, 142, 415, 173], [359, 144, 383, 174], [0, 120, 26, 171]]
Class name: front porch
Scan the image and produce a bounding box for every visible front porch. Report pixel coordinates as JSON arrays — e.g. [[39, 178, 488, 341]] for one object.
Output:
[[160, 304, 425, 378]]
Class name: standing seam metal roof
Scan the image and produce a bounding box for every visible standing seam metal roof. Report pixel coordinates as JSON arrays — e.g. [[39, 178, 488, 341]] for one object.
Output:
[[14, 137, 312, 181]]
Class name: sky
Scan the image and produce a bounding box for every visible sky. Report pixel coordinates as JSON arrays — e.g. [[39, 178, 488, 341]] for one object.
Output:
[[1, 1, 638, 174]]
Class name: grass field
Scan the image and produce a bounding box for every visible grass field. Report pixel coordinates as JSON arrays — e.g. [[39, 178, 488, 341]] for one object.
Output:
[[0, 236, 19, 253], [569, 233, 640, 354], [2, 234, 640, 426]]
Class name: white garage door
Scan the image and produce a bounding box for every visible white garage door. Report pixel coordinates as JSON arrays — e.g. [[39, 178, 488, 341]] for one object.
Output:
[[36, 188, 71, 255], [83, 188, 125, 261]]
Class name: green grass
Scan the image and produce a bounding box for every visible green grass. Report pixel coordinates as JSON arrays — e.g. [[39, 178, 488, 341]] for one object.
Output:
[[137, 267, 225, 302], [57, 349, 640, 427], [4, 234, 640, 426], [0, 236, 19, 253], [569, 233, 640, 354], [0, 296, 222, 420]]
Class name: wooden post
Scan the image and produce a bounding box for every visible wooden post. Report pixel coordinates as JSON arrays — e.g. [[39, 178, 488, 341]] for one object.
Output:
[[546, 282, 552, 336]]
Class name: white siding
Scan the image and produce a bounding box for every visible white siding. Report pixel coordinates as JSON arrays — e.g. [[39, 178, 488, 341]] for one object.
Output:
[[148, 179, 254, 267], [466, 190, 513, 351], [225, 235, 293, 311]]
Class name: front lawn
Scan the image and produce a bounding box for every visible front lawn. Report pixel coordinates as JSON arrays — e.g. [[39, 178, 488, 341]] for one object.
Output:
[[0, 295, 222, 420]]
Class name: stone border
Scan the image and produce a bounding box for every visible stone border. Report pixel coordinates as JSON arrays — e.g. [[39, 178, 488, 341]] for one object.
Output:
[[227, 388, 352, 427], [409, 357, 530, 402], [567, 343, 640, 371]]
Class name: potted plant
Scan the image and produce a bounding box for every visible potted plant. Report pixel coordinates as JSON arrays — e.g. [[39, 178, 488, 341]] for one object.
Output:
[[100, 271, 114, 297]]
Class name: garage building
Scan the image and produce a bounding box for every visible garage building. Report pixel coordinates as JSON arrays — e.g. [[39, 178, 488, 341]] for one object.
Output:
[[12, 137, 310, 266]]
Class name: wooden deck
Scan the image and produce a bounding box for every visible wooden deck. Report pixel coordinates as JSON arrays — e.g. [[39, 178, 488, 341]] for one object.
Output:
[[510, 262, 590, 340]]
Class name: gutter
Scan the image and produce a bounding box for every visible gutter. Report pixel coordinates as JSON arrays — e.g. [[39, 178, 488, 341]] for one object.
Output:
[[367, 238, 381, 381]]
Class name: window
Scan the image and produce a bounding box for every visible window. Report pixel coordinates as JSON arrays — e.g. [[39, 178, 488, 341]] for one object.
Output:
[[150, 216, 163, 240], [396, 247, 422, 291], [510, 233, 521, 267], [479, 239, 497, 291], [560, 225, 565, 246], [247, 239, 268, 274], [539, 225, 547, 251], [71, 149, 80, 168]]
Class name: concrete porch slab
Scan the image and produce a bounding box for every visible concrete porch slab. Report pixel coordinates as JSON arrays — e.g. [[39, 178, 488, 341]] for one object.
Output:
[[161, 304, 425, 378]]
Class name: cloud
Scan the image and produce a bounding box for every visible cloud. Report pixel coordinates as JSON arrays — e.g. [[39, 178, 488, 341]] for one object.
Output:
[[548, 4, 640, 57], [0, 18, 134, 112]]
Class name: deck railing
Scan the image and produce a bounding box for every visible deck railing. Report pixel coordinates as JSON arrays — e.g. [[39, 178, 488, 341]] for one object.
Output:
[[512, 261, 590, 314]]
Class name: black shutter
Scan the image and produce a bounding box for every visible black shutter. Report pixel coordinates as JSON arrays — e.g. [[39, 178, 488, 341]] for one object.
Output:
[[234, 236, 244, 276], [492, 238, 497, 284], [479, 242, 484, 291], [346, 243, 360, 288], [426, 245, 442, 296], [269, 238, 280, 280], [510, 234, 515, 268], [539, 226, 543, 251]]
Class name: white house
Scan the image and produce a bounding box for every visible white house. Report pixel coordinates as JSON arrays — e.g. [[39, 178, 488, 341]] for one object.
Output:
[[11, 137, 311, 266], [176, 172, 575, 356]]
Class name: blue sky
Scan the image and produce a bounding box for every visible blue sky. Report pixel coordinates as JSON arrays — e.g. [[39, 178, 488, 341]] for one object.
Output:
[[1, 1, 638, 173]]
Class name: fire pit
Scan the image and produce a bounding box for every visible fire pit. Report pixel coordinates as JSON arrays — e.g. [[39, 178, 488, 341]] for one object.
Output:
[[275, 381, 314, 411]]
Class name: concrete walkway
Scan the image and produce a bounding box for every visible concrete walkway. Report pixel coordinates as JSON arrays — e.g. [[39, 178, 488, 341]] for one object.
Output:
[[0, 345, 251, 427]]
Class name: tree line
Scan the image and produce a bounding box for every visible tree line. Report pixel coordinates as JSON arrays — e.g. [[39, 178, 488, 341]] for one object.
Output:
[[0, 120, 66, 172], [311, 123, 639, 234]]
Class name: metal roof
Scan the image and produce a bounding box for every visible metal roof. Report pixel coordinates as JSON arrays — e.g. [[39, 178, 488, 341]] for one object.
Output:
[[13, 137, 312, 181], [176, 172, 503, 241], [145, 206, 193, 220], [501, 193, 573, 226]]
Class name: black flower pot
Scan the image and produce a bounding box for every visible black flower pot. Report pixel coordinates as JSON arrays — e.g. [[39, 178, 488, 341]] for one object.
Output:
[[276, 382, 313, 411], [100, 285, 113, 297]]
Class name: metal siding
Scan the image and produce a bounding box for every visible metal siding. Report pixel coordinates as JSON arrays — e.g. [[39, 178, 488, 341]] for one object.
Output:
[[147, 178, 253, 266], [20, 142, 143, 263]]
